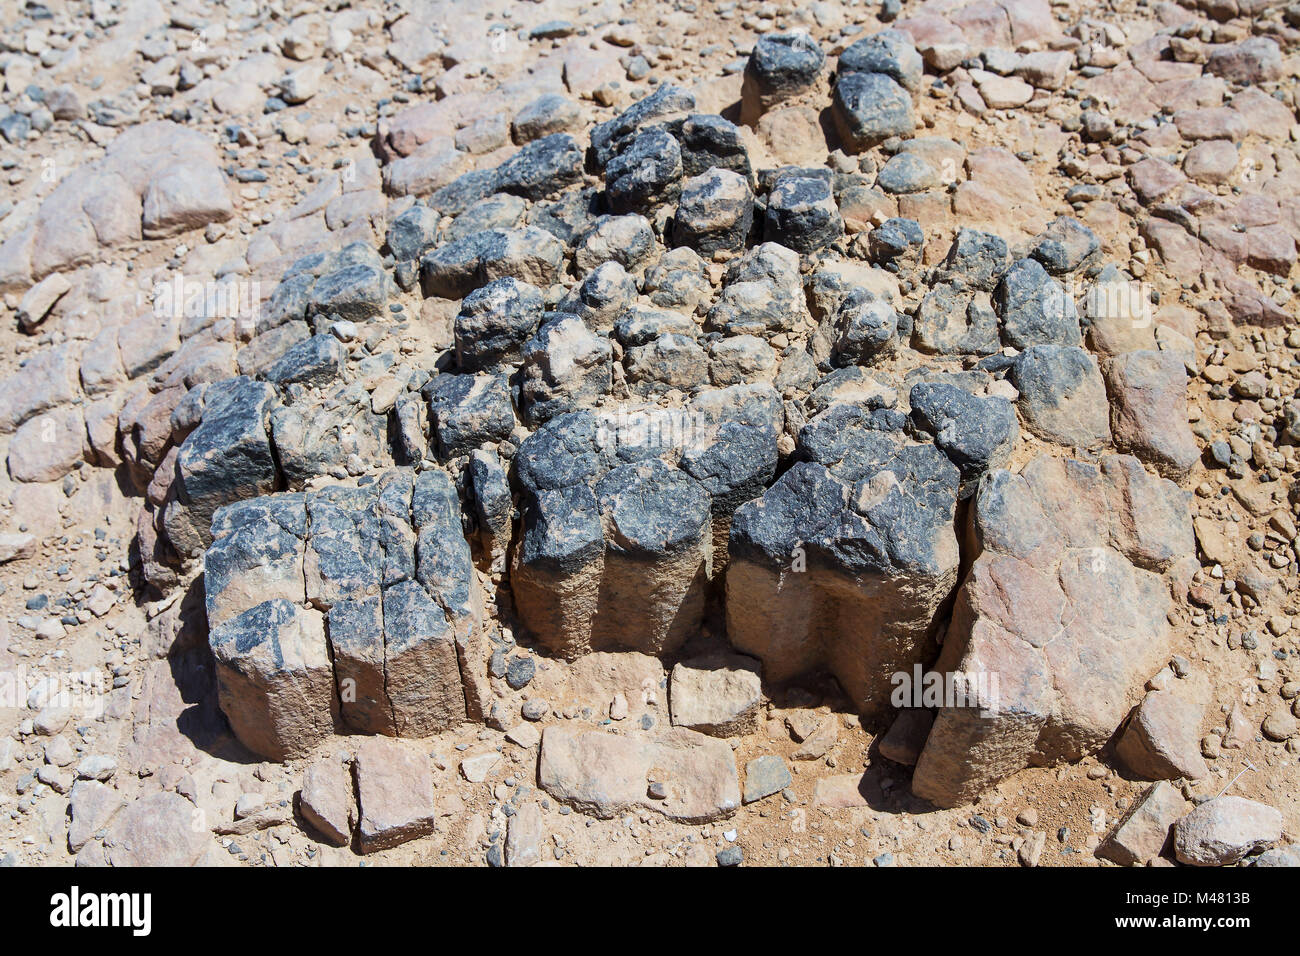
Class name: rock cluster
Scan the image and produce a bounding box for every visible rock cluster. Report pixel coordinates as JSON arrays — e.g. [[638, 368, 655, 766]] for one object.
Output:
[[3, 0, 1297, 870]]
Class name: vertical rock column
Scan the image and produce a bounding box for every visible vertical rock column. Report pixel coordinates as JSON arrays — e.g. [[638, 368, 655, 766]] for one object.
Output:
[[511, 483, 606, 660], [305, 483, 390, 736], [510, 411, 717, 659], [208, 599, 338, 761], [592, 460, 713, 657], [725, 418, 963, 721], [406, 469, 480, 730]]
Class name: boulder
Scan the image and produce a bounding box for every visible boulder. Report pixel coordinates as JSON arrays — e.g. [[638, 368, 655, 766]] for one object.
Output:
[[912, 454, 1193, 807], [1173, 797, 1283, 866], [209, 599, 337, 761]]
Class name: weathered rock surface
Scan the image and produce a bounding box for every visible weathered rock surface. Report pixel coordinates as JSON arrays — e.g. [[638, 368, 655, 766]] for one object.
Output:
[[538, 725, 740, 822], [1096, 781, 1185, 866], [912, 453, 1194, 807], [1173, 797, 1284, 866]]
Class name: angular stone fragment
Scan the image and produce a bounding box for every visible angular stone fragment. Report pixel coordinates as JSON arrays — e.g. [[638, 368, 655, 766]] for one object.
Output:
[[574, 214, 656, 274], [605, 127, 683, 215], [519, 315, 613, 427], [513, 93, 581, 144], [1096, 781, 1185, 866], [839, 29, 924, 91], [308, 263, 389, 320], [354, 736, 437, 853], [467, 449, 513, 570], [67, 780, 124, 853], [764, 176, 843, 253], [669, 653, 764, 737], [741, 31, 825, 122], [383, 580, 466, 735], [624, 333, 709, 395], [935, 228, 1008, 293], [173, 376, 280, 551], [679, 114, 751, 180], [425, 373, 515, 459], [743, 754, 792, 803], [263, 334, 345, 388], [674, 168, 754, 255], [421, 228, 565, 299], [589, 83, 695, 170], [0, 344, 81, 434], [299, 757, 355, 846], [7, 406, 85, 483], [209, 599, 337, 761], [454, 277, 545, 371], [832, 71, 915, 152], [141, 162, 234, 239], [505, 801, 544, 867], [1106, 349, 1198, 480], [878, 709, 934, 766], [1009, 344, 1111, 449], [556, 261, 636, 333], [1205, 36, 1282, 85], [707, 243, 809, 336], [996, 258, 1082, 349], [16, 272, 70, 331], [328, 595, 392, 735], [908, 382, 1018, 493], [1115, 685, 1210, 781], [204, 494, 307, 628], [912, 285, 1000, 356], [494, 133, 584, 200], [1030, 216, 1100, 275], [385, 203, 440, 262], [538, 725, 740, 822]]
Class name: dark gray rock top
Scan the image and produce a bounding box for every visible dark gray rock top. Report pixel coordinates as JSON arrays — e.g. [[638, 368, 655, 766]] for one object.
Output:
[[595, 459, 711, 555], [729, 461, 850, 566]]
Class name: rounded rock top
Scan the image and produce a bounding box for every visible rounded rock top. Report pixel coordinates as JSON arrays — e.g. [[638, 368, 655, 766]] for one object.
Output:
[[749, 31, 826, 91], [596, 459, 711, 554]]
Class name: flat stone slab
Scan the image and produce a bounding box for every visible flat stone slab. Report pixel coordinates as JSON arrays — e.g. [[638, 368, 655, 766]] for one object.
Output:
[[538, 725, 740, 822], [743, 755, 792, 803], [354, 737, 438, 853], [669, 653, 763, 737]]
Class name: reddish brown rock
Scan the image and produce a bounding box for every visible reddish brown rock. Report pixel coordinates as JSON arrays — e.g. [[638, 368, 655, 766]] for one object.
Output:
[[1115, 682, 1211, 781], [299, 757, 356, 847], [354, 737, 437, 853], [1106, 350, 1199, 480], [1096, 781, 1185, 866], [913, 454, 1192, 807]]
